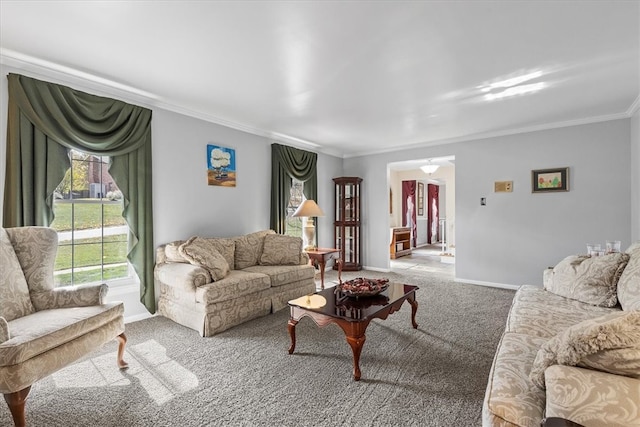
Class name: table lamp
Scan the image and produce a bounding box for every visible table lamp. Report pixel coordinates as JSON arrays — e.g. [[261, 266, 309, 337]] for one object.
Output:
[[292, 199, 324, 250]]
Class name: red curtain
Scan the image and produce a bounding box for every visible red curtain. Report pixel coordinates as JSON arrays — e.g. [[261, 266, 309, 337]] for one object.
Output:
[[427, 184, 439, 244], [402, 180, 417, 247]]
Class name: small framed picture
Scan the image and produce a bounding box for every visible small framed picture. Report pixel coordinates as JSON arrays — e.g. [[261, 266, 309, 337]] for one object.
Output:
[[531, 167, 569, 193], [417, 182, 424, 216]]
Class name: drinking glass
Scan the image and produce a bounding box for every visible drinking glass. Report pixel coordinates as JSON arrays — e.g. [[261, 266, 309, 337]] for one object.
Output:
[[606, 240, 621, 254]]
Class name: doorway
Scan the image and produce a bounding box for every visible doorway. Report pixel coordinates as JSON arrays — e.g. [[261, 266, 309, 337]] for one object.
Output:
[[388, 155, 455, 268]]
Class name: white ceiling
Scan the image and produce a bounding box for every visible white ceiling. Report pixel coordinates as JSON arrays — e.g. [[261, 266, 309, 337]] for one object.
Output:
[[1, 1, 638, 158]]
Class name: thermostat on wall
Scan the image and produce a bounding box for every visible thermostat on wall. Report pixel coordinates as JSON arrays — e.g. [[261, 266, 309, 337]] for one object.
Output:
[[494, 181, 513, 193]]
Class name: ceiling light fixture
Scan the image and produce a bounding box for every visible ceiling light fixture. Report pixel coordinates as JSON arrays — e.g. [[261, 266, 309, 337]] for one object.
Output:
[[420, 163, 439, 174]]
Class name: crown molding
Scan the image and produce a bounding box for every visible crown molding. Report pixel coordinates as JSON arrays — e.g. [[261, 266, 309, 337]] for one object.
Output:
[[628, 94, 640, 116], [2, 49, 634, 161], [0, 49, 344, 158], [344, 111, 632, 158]]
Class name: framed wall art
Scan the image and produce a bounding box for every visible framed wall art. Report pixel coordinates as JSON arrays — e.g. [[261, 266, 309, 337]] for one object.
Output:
[[417, 182, 424, 216], [207, 144, 236, 187], [531, 167, 568, 193]]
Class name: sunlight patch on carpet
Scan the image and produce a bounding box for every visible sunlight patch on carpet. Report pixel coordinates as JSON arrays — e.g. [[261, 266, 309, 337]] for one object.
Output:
[[52, 339, 199, 405]]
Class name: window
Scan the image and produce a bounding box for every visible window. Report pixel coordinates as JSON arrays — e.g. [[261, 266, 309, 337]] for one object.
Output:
[[285, 179, 304, 238], [50, 150, 132, 286]]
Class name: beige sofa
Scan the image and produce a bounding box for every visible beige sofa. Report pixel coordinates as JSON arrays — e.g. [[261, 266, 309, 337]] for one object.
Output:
[[483, 245, 640, 427], [156, 230, 316, 337]]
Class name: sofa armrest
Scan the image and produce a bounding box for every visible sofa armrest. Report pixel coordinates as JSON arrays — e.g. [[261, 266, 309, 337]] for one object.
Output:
[[300, 252, 310, 265], [545, 365, 640, 427], [543, 268, 553, 289], [30, 283, 108, 310], [155, 262, 212, 292], [0, 317, 9, 343]]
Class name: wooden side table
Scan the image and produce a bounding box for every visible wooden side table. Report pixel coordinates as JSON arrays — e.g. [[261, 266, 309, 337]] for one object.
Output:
[[305, 248, 342, 289]]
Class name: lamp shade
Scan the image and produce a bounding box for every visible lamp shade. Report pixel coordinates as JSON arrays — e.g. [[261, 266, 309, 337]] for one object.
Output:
[[292, 199, 325, 217]]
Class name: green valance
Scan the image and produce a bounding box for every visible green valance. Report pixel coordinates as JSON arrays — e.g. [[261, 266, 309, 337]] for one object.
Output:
[[3, 73, 155, 313], [270, 143, 318, 238]]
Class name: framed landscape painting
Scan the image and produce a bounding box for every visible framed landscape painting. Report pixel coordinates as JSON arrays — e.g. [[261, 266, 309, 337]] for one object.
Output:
[[207, 144, 236, 187], [531, 167, 568, 193]]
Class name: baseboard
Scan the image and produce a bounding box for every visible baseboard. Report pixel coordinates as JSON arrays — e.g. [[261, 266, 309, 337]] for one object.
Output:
[[454, 278, 520, 291], [363, 266, 392, 273], [125, 312, 155, 324]]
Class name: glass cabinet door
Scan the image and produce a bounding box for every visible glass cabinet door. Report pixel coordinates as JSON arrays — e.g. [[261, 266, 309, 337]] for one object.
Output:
[[333, 177, 362, 271]]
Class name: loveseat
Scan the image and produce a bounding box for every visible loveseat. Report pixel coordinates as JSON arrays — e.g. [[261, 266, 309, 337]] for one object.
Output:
[[156, 230, 316, 337], [483, 244, 640, 427]]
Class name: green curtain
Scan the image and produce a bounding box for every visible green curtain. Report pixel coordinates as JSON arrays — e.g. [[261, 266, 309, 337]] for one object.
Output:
[[3, 73, 155, 313], [270, 143, 318, 239]]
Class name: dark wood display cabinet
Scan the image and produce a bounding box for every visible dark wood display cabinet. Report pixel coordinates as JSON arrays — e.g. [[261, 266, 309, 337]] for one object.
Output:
[[333, 177, 362, 271]]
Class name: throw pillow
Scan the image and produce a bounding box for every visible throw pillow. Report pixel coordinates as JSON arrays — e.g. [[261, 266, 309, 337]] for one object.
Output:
[[544, 253, 629, 307], [617, 245, 640, 311], [260, 234, 302, 266], [0, 228, 35, 321], [165, 240, 188, 263], [233, 230, 275, 269], [204, 238, 235, 269], [179, 236, 230, 281], [529, 310, 640, 389]]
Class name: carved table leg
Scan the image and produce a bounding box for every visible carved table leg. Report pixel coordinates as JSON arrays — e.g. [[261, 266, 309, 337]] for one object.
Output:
[[288, 318, 298, 354], [4, 386, 31, 427], [319, 257, 327, 290], [408, 295, 419, 329], [117, 333, 129, 369], [346, 335, 366, 381]]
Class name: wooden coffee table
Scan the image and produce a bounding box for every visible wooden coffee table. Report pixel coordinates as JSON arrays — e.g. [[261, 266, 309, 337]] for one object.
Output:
[[287, 283, 419, 381]]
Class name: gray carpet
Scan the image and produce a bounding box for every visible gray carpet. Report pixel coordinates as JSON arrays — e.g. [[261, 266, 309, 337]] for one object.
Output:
[[1, 269, 515, 427]]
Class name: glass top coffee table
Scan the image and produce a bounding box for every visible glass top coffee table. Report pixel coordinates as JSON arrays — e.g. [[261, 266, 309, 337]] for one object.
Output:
[[287, 282, 419, 381]]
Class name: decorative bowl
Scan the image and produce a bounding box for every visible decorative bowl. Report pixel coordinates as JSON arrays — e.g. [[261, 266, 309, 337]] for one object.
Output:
[[336, 277, 389, 298]]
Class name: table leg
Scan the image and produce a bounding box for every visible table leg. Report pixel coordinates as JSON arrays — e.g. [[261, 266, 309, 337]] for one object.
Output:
[[288, 318, 298, 354], [319, 257, 326, 290], [408, 294, 419, 329], [345, 335, 366, 381], [336, 257, 343, 284]]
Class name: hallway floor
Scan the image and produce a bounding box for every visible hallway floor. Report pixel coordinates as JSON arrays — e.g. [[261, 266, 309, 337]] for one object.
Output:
[[390, 244, 454, 278]]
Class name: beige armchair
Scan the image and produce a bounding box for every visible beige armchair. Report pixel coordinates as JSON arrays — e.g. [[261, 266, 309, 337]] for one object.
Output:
[[0, 226, 128, 426]]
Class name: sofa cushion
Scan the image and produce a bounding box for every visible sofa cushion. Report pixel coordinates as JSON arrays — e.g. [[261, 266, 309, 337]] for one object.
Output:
[[243, 264, 315, 287], [544, 253, 629, 307], [506, 285, 615, 339], [529, 310, 640, 389], [179, 236, 230, 281], [0, 302, 124, 366], [259, 234, 303, 266], [617, 245, 640, 311], [165, 240, 188, 263], [545, 365, 640, 427], [233, 230, 275, 269], [195, 270, 271, 305], [204, 237, 235, 269], [483, 332, 548, 427], [0, 228, 35, 321]]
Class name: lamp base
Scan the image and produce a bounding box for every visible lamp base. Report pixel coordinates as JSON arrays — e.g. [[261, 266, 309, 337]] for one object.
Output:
[[303, 220, 316, 251]]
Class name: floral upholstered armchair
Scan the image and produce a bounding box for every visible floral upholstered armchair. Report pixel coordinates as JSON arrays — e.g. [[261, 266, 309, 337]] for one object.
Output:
[[0, 226, 128, 426]]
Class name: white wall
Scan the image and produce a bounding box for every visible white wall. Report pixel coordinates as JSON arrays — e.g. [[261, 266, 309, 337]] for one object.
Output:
[[631, 107, 640, 242], [344, 119, 631, 286], [0, 66, 343, 319]]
